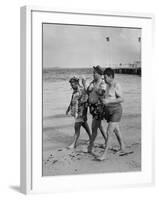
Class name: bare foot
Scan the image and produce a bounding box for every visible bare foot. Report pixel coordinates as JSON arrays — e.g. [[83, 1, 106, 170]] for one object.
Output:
[[96, 154, 108, 161], [116, 148, 126, 154], [67, 144, 75, 149]]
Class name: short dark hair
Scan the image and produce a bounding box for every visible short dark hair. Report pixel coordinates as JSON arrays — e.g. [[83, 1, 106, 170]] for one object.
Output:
[[103, 68, 115, 78]]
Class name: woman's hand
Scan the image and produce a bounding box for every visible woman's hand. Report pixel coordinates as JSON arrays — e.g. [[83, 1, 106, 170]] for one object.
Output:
[[75, 112, 78, 119], [88, 82, 94, 92], [81, 77, 86, 87], [101, 98, 111, 105]]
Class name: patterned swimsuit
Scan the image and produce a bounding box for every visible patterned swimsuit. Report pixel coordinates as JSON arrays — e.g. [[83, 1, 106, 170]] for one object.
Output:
[[70, 86, 88, 123], [87, 79, 106, 120]]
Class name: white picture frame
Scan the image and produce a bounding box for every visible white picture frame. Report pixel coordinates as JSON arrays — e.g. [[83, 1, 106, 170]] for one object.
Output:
[[20, 6, 154, 194]]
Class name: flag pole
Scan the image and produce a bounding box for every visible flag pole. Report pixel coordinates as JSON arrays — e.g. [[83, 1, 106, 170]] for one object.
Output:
[[106, 36, 111, 67]]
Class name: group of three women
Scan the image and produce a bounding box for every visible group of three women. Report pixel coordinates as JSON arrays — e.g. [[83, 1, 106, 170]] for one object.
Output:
[[66, 66, 125, 161]]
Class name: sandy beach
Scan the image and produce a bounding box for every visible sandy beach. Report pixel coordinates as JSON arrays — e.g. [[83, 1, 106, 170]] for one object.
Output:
[[42, 69, 141, 176]]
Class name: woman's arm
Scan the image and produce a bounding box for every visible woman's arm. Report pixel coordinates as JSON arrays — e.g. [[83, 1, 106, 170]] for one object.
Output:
[[66, 104, 71, 115], [87, 81, 94, 93], [66, 94, 73, 115], [102, 83, 124, 105]]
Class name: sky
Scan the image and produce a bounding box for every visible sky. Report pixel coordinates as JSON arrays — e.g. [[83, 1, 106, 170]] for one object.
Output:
[[43, 24, 141, 68]]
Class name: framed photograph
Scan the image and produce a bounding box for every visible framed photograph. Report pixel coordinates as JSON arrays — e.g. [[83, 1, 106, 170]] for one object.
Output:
[[20, 6, 154, 194]]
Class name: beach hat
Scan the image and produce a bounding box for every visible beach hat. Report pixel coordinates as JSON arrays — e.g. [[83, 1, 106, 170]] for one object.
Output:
[[93, 65, 103, 75], [69, 76, 79, 83]]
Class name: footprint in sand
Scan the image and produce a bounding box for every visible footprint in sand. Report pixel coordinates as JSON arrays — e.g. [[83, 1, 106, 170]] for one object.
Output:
[[57, 149, 63, 151], [52, 160, 58, 164]]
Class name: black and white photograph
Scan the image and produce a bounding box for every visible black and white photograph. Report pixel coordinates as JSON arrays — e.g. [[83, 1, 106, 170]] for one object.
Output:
[[42, 23, 141, 176]]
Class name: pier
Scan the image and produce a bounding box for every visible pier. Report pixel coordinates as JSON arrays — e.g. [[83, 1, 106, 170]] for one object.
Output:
[[114, 67, 141, 75], [109, 61, 141, 76]]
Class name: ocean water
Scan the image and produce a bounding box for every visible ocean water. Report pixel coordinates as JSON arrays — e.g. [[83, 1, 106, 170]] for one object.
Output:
[[43, 67, 93, 82]]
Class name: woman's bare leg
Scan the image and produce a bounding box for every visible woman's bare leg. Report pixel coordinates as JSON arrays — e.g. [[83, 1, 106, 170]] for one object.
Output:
[[68, 122, 81, 149], [88, 118, 101, 153], [97, 122, 115, 160], [114, 123, 125, 152], [82, 121, 92, 141], [99, 122, 107, 146]]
